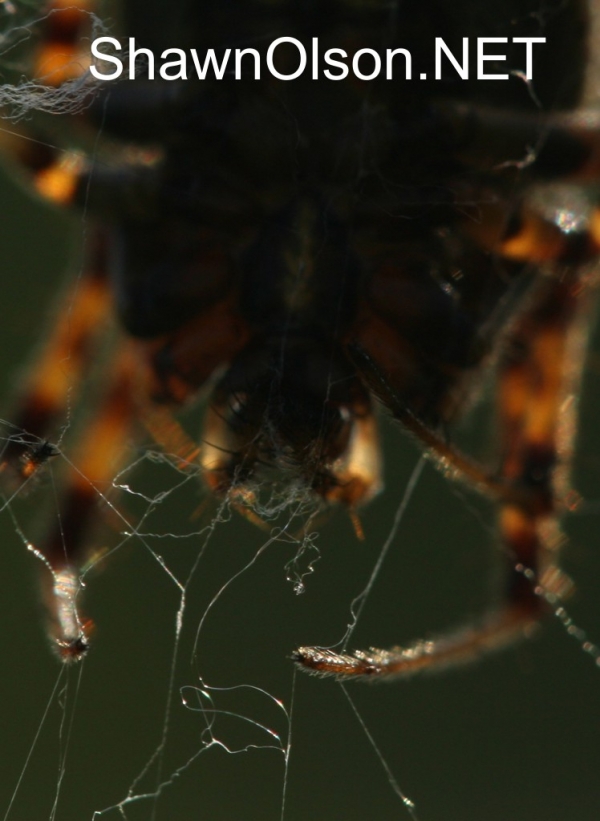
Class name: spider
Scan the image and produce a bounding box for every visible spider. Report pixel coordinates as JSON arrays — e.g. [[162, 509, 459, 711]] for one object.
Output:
[[0, 0, 597, 677]]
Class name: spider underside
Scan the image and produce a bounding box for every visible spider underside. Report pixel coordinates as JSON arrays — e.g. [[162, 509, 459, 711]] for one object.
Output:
[[0, 0, 598, 677]]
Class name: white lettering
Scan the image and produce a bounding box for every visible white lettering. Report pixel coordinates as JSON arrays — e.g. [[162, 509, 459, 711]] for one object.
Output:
[[160, 48, 187, 80], [478, 37, 508, 80], [190, 48, 232, 80], [235, 48, 260, 80], [386, 48, 412, 80], [129, 37, 155, 80], [323, 48, 348, 80], [513, 37, 545, 80], [352, 48, 381, 81], [435, 37, 469, 80], [267, 37, 307, 81], [90, 37, 123, 80]]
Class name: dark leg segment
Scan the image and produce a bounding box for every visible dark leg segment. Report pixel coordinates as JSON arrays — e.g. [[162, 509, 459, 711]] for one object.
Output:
[[295, 257, 589, 679], [0, 236, 110, 490], [34, 346, 138, 661]]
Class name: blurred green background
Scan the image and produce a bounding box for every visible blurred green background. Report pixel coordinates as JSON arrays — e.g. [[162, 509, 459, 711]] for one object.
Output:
[[0, 1, 600, 818]]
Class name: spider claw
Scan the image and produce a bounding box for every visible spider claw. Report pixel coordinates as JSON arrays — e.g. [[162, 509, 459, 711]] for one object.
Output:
[[292, 646, 378, 679], [43, 566, 92, 663]]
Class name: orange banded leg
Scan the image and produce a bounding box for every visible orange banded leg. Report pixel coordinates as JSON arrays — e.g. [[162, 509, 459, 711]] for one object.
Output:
[[0, 5, 168, 216], [34, 0, 95, 86], [0, 117, 90, 206], [495, 271, 582, 598], [346, 341, 537, 508], [0, 119, 163, 217], [465, 198, 600, 265], [294, 273, 587, 680], [0, 237, 111, 491], [0, 0, 93, 198], [34, 346, 138, 661]]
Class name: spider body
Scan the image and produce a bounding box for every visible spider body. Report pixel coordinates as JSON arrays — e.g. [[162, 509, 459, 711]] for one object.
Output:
[[1, 0, 598, 672]]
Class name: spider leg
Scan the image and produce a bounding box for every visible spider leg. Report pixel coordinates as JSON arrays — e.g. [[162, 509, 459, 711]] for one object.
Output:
[[439, 102, 600, 182], [0, 115, 166, 219], [32, 345, 139, 661], [463, 192, 600, 264], [0, 235, 110, 489], [0, 223, 138, 661], [348, 188, 599, 504], [33, 0, 95, 87], [0, 0, 172, 213], [345, 341, 536, 507], [294, 219, 592, 680]]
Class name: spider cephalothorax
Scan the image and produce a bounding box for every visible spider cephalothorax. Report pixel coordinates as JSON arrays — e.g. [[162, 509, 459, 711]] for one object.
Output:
[[200, 335, 380, 506]]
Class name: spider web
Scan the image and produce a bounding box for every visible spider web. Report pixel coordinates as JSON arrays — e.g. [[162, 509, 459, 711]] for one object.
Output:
[[0, 0, 107, 118], [0, 3, 600, 821]]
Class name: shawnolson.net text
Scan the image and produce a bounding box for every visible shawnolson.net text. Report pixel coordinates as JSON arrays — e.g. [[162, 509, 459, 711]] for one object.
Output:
[[90, 36, 545, 82]]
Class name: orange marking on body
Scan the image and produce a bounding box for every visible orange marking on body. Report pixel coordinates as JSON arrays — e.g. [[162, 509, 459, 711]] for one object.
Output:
[[35, 44, 90, 85], [231, 502, 270, 530], [499, 364, 530, 481], [500, 504, 530, 541], [588, 209, 600, 251], [27, 276, 110, 412], [500, 215, 565, 262], [19, 442, 59, 480], [499, 505, 538, 570], [35, 0, 94, 85], [465, 203, 569, 263], [34, 157, 81, 205], [349, 509, 365, 541], [71, 353, 135, 488], [523, 328, 566, 447], [21, 461, 38, 479], [500, 364, 529, 421], [141, 405, 200, 469]]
